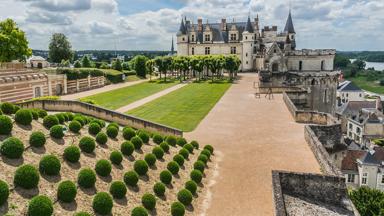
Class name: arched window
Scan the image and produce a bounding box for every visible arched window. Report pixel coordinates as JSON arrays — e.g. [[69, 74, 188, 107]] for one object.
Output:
[[191, 47, 195, 55], [321, 60, 325, 71], [299, 61, 303, 71], [311, 79, 316, 85], [272, 63, 278, 72], [34, 87, 42, 97]]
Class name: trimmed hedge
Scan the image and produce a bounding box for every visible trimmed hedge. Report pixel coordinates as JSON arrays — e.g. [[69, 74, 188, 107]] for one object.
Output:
[[50, 125, 64, 139], [31, 110, 39, 120], [55, 113, 65, 124], [0, 115, 12, 135], [74, 212, 91, 216], [95, 159, 112, 177], [92, 192, 113, 215], [159, 142, 169, 152], [106, 126, 118, 138], [152, 146, 164, 159], [1, 102, 14, 114], [64, 145, 81, 163], [190, 169, 203, 184], [160, 170, 172, 185], [185, 180, 198, 194], [0, 180, 9, 205], [88, 122, 101, 135], [171, 202, 185, 216], [27, 195, 53, 216], [173, 154, 185, 166], [0, 137, 24, 159], [131, 136, 143, 149], [79, 136, 96, 153], [110, 151, 123, 165], [15, 109, 33, 125], [141, 193, 156, 210], [166, 136, 177, 146], [179, 148, 189, 159], [37, 109, 48, 118], [198, 154, 208, 165], [14, 164, 40, 189], [193, 160, 205, 173], [131, 206, 148, 216], [121, 141, 134, 156], [183, 144, 194, 153], [39, 154, 61, 176], [176, 137, 187, 147], [123, 127, 136, 140], [177, 189, 193, 206], [144, 153, 157, 166], [109, 181, 127, 199], [134, 160, 148, 176], [153, 182, 166, 197], [95, 132, 108, 145], [69, 120, 82, 133], [152, 134, 163, 145], [43, 115, 59, 128], [200, 149, 211, 159], [204, 145, 214, 154], [57, 180, 77, 203], [124, 171, 139, 187], [137, 130, 150, 143], [167, 161, 180, 175], [29, 131, 46, 147], [77, 168, 97, 188]]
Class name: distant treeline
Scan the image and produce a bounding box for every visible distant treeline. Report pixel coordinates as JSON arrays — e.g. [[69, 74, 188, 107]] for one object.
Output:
[[338, 51, 384, 63]]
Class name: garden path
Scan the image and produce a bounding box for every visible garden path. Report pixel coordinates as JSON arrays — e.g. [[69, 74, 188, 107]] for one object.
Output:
[[185, 73, 321, 216]]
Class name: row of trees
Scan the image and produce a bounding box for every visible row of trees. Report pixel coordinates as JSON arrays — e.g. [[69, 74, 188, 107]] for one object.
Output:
[[334, 54, 367, 78]]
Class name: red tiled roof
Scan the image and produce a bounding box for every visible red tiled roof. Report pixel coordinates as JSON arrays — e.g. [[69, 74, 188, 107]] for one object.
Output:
[[341, 150, 366, 171]]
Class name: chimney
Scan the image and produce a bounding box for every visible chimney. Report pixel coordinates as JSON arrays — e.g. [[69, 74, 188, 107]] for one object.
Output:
[[272, 26, 277, 31], [198, 18, 203, 31], [254, 16, 259, 31], [221, 18, 227, 31], [376, 97, 382, 112]]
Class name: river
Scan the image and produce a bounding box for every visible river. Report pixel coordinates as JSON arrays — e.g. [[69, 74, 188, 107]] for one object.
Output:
[[350, 59, 384, 71]]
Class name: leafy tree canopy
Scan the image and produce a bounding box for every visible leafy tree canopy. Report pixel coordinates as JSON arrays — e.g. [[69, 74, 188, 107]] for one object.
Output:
[[350, 186, 384, 216], [48, 33, 73, 63], [131, 55, 148, 77]]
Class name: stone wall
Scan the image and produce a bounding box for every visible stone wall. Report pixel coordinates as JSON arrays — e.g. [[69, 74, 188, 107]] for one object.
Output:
[[18, 100, 183, 136], [67, 76, 105, 94]]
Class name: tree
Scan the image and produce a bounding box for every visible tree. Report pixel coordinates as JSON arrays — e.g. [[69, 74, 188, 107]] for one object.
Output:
[[131, 55, 148, 78], [349, 186, 384, 216], [74, 60, 81, 68], [353, 59, 366, 70], [81, 55, 91, 68], [60, 59, 70, 67], [224, 55, 241, 80], [334, 54, 351, 69], [48, 33, 73, 63], [0, 19, 32, 62], [122, 62, 130, 70], [112, 59, 122, 71], [100, 62, 109, 69], [146, 59, 155, 81]]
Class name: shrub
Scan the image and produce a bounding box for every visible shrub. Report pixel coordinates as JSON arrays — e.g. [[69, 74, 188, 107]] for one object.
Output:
[[141, 193, 156, 210], [15, 109, 33, 125], [171, 202, 185, 216], [134, 160, 148, 176], [123, 127, 136, 140], [88, 122, 101, 135], [108, 122, 119, 129], [43, 115, 59, 128], [166, 136, 177, 146], [31, 110, 39, 120], [0, 137, 24, 159], [106, 126, 118, 138], [90, 119, 105, 128], [77, 168, 96, 188], [110, 151, 123, 165], [152, 146, 164, 159], [131, 136, 143, 149], [159, 142, 169, 152], [55, 113, 65, 124], [193, 160, 205, 173], [64, 145, 81, 163], [201, 149, 211, 159], [204, 145, 214, 154], [121, 141, 134, 156], [95, 132, 108, 145], [50, 125, 64, 139], [74, 212, 91, 216], [179, 148, 189, 159], [167, 161, 180, 175], [198, 154, 208, 165], [79, 136, 96, 153], [65, 112, 74, 121], [39, 154, 61, 176], [177, 189, 193, 206], [144, 153, 156, 166], [57, 180, 77, 203], [14, 164, 39, 189], [138, 131, 150, 143], [153, 182, 166, 197], [37, 109, 48, 118], [73, 116, 85, 126], [0, 115, 12, 135], [131, 207, 148, 216], [69, 120, 82, 133], [109, 181, 127, 199], [1, 102, 14, 114], [29, 131, 46, 147], [95, 159, 112, 177], [176, 137, 187, 147], [190, 169, 203, 184], [92, 192, 113, 215], [160, 170, 172, 185], [0, 180, 9, 205], [27, 195, 53, 216], [173, 154, 185, 166], [185, 180, 198, 194], [124, 171, 139, 187], [152, 134, 163, 145]]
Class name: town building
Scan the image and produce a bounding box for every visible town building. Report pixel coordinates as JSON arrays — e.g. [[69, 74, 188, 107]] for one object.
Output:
[[27, 55, 50, 68], [337, 81, 365, 107]]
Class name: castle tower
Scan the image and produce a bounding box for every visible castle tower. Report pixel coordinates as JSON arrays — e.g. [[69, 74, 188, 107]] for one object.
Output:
[[284, 10, 296, 50], [242, 16, 254, 71], [176, 18, 188, 56], [170, 36, 175, 55]]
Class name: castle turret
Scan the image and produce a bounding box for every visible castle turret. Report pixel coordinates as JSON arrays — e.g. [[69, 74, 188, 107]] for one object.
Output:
[[242, 16, 254, 71], [176, 18, 188, 56], [284, 10, 296, 50]]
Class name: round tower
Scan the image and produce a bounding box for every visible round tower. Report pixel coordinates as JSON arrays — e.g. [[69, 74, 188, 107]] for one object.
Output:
[[176, 18, 188, 56], [242, 16, 254, 71]]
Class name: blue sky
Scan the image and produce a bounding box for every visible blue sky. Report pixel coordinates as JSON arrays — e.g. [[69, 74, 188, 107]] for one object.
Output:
[[0, 0, 383, 51]]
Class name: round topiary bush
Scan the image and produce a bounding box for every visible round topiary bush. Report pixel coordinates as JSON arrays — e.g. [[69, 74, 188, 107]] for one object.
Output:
[[108, 122, 119, 129], [79, 136, 96, 153], [152, 134, 163, 145], [27, 195, 53, 216], [198, 154, 208, 165], [166, 136, 177, 146], [15, 109, 33, 125], [190, 169, 203, 184], [90, 119, 105, 128], [29, 131, 46, 148], [95, 132, 108, 145], [131, 207, 148, 216], [92, 192, 113, 215], [39, 154, 61, 176], [88, 122, 101, 135], [171, 201, 185, 216], [134, 160, 148, 176], [159, 142, 169, 153], [153, 182, 166, 197], [1, 102, 14, 115], [200, 149, 211, 159], [177, 189, 193, 206], [37, 109, 48, 118], [95, 159, 112, 177], [30, 110, 38, 120], [74, 212, 91, 216], [14, 164, 39, 189], [50, 125, 64, 139], [73, 116, 85, 126], [123, 127, 136, 140], [69, 120, 82, 133], [183, 144, 194, 153], [43, 115, 59, 128], [77, 168, 96, 188], [160, 170, 172, 185], [144, 153, 156, 166], [55, 113, 65, 124], [204, 145, 214, 154], [121, 141, 134, 156], [167, 161, 180, 175], [106, 126, 118, 138], [185, 180, 198, 195], [173, 154, 185, 166], [176, 137, 187, 147], [65, 112, 74, 121], [0, 180, 9, 205], [0, 115, 12, 135], [193, 160, 205, 173], [179, 148, 189, 159], [152, 146, 164, 159], [0, 137, 24, 159], [109, 181, 127, 199], [110, 151, 123, 165], [131, 136, 143, 149], [137, 131, 150, 143], [142, 193, 156, 210], [124, 171, 139, 187], [64, 145, 81, 163], [57, 180, 77, 203]]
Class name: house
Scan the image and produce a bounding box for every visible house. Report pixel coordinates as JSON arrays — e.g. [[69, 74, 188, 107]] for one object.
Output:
[[27, 55, 49, 68], [337, 81, 364, 107]]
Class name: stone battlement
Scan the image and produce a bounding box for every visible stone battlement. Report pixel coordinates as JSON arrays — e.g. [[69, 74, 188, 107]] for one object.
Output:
[[287, 49, 336, 56]]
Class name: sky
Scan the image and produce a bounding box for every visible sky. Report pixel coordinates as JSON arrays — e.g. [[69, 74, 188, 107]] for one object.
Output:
[[0, 0, 383, 51]]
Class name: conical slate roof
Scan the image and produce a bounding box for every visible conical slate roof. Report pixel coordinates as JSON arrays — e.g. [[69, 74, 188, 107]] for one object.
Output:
[[245, 16, 254, 33], [177, 19, 186, 36], [284, 11, 295, 34]]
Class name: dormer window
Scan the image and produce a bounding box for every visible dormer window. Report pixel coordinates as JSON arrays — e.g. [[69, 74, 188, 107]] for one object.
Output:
[[191, 35, 195, 42], [230, 34, 236, 41], [205, 34, 210, 42]]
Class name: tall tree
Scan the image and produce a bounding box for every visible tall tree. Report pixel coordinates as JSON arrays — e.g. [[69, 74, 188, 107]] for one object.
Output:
[[131, 55, 148, 78], [48, 33, 73, 63], [224, 55, 241, 80], [112, 59, 123, 71], [0, 19, 32, 62], [146, 59, 155, 81], [81, 55, 91, 68]]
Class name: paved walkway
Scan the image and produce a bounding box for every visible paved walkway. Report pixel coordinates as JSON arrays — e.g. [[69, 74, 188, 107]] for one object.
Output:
[[115, 83, 187, 113], [185, 73, 321, 216]]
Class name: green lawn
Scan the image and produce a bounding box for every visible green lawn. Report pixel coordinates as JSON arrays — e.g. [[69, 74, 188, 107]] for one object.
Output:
[[82, 80, 178, 110], [350, 76, 384, 94], [126, 81, 232, 132]]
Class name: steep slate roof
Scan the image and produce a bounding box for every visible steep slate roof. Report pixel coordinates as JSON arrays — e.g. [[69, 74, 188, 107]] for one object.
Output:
[[341, 150, 365, 171], [284, 11, 295, 34], [338, 81, 362, 92], [245, 16, 254, 33], [177, 19, 187, 36], [336, 101, 377, 116]]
